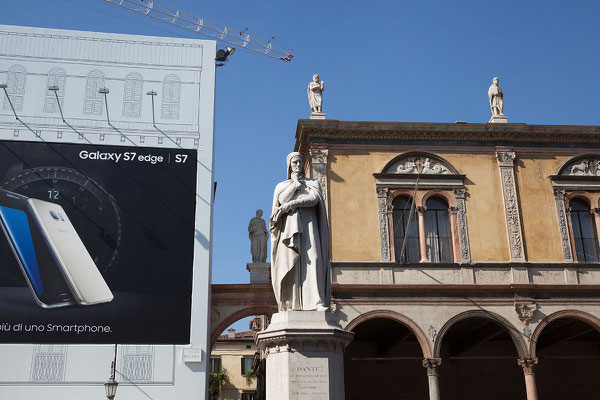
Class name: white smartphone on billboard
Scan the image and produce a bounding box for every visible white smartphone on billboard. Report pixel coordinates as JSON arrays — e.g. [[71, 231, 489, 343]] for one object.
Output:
[[27, 198, 113, 305]]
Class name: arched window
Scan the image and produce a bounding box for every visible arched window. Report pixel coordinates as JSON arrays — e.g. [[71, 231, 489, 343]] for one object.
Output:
[[3, 65, 27, 112], [392, 196, 420, 262], [569, 198, 599, 262], [83, 70, 105, 115], [425, 197, 452, 262], [123, 72, 143, 118], [43, 67, 66, 113], [161, 75, 181, 119]]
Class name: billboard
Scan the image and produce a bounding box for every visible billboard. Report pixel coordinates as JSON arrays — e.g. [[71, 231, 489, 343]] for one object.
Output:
[[0, 139, 197, 344]]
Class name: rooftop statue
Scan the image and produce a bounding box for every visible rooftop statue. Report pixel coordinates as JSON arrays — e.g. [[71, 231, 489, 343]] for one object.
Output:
[[488, 77, 504, 117], [307, 74, 324, 113]]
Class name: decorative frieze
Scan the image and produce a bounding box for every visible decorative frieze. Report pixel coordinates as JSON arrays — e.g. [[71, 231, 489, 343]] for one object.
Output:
[[560, 157, 600, 176], [453, 188, 471, 263], [553, 189, 574, 262], [376, 187, 391, 261], [496, 151, 526, 262], [387, 156, 451, 174]]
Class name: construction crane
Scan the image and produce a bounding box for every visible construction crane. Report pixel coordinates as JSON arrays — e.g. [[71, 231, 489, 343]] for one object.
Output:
[[101, 0, 294, 62]]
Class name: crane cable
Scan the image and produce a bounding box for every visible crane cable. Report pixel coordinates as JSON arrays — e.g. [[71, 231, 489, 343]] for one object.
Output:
[[398, 160, 422, 262]]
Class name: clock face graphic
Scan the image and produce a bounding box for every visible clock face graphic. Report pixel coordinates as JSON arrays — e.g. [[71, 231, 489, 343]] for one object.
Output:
[[1, 166, 122, 274]]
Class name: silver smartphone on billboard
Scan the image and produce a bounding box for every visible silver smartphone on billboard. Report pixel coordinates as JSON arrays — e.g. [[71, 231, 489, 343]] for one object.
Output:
[[28, 198, 114, 305], [0, 189, 75, 308]]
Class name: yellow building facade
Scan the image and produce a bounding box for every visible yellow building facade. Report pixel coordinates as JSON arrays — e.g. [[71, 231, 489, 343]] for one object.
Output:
[[292, 120, 600, 400], [210, 330, 258, 400]]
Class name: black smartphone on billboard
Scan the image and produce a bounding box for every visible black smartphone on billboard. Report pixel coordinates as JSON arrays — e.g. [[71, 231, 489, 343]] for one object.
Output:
[[0, 189, 74, 308]]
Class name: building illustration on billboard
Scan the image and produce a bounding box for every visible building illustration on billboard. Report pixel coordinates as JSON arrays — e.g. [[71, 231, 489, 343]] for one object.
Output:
[[0, 24, 216, 399]]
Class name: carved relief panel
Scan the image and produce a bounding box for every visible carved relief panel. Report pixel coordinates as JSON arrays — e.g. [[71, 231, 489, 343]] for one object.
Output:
[[309, 148, 329, 203], [496, 151, 526, 262]]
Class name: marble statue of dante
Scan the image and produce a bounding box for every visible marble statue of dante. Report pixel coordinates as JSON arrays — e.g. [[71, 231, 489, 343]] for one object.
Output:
[[488, 77, 504, 116], [307, 74, 324, 113], [270, 152, 330, 311], [249, 209, 268, 263]]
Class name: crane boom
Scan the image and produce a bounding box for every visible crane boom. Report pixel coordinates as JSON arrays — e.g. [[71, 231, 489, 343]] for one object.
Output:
[[101, 0, 293, 62]]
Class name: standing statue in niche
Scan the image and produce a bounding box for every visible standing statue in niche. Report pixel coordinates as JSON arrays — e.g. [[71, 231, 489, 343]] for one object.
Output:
[[270, 152, 330, 311], [249, 209, 268, 263], [307, 74, 325, 113], [488, 77, 504, 116]]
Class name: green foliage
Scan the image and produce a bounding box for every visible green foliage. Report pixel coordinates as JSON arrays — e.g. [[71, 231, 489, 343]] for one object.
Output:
[[209, 367, 227, 394], [245, 368, 255, 383]]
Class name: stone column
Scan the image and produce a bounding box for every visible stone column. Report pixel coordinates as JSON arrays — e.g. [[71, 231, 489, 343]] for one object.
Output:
[[417, 206, 429, 262], [422, 358, 442, 400], [496, 151, 526, 262], [448, 206, 460, 262], [256, 311, 354, 400], [453, 188, 471, 263], [593, 208, 600, 252], [553, 189, 574, 262], [376, 187, 391, 261], [517, 358, 538, 400]]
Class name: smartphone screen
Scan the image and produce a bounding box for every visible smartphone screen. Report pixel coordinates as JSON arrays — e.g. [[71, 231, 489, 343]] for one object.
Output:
[[0, 190, 74, 307]]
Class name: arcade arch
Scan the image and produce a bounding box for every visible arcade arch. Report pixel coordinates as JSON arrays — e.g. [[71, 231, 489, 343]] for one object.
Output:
[[434, 310, 529, 400], [344, 311, 431, 400], [530, 310, 600, 400]]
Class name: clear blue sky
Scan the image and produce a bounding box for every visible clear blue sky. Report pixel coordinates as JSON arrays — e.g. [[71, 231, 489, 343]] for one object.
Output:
[[2, 0, 600, 332]]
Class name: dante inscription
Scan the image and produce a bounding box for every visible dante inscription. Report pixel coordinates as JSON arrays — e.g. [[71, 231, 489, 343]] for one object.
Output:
[[289, 359, 329, 400]]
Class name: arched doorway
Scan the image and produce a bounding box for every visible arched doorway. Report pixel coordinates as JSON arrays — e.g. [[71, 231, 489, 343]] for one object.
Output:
[[532, 312, 600, 400], [436, 313, 527, 400], [209, 306, 276, 400], [344, 311, 430, 400]]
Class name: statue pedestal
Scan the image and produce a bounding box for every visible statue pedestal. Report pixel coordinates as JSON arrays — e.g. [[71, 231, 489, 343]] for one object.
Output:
[[310, 112, 326, 120], [246, 262, 271, 284], [489, 114, 508, 123], [256, 311, 353, 400]]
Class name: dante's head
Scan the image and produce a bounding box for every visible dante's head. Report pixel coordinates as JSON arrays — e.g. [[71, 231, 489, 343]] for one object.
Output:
[[256, 209, 263, 218], [286, 152, 303, 179], [313, 74, 320, 83], [493, 77, 499, 85]]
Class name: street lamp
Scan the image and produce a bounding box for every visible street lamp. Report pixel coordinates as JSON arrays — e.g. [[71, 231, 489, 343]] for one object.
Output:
[[104, 345, 118, 400]]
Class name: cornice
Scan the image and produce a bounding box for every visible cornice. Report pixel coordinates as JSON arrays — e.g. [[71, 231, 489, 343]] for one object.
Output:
[[294, 120, 600, 155], [331, 283, 600, 295], [330, 261, 600, 269]]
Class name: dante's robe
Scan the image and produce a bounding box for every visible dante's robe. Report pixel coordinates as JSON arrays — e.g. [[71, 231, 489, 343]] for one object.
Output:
[[270, 178, 330, 311]]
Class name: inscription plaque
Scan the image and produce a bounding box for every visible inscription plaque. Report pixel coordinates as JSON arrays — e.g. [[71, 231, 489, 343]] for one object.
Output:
[[289, 358, 329, 399]]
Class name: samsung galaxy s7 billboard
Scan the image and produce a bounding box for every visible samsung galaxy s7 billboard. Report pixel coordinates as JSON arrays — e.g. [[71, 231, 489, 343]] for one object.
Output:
[[0, 139, 196, 344]]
